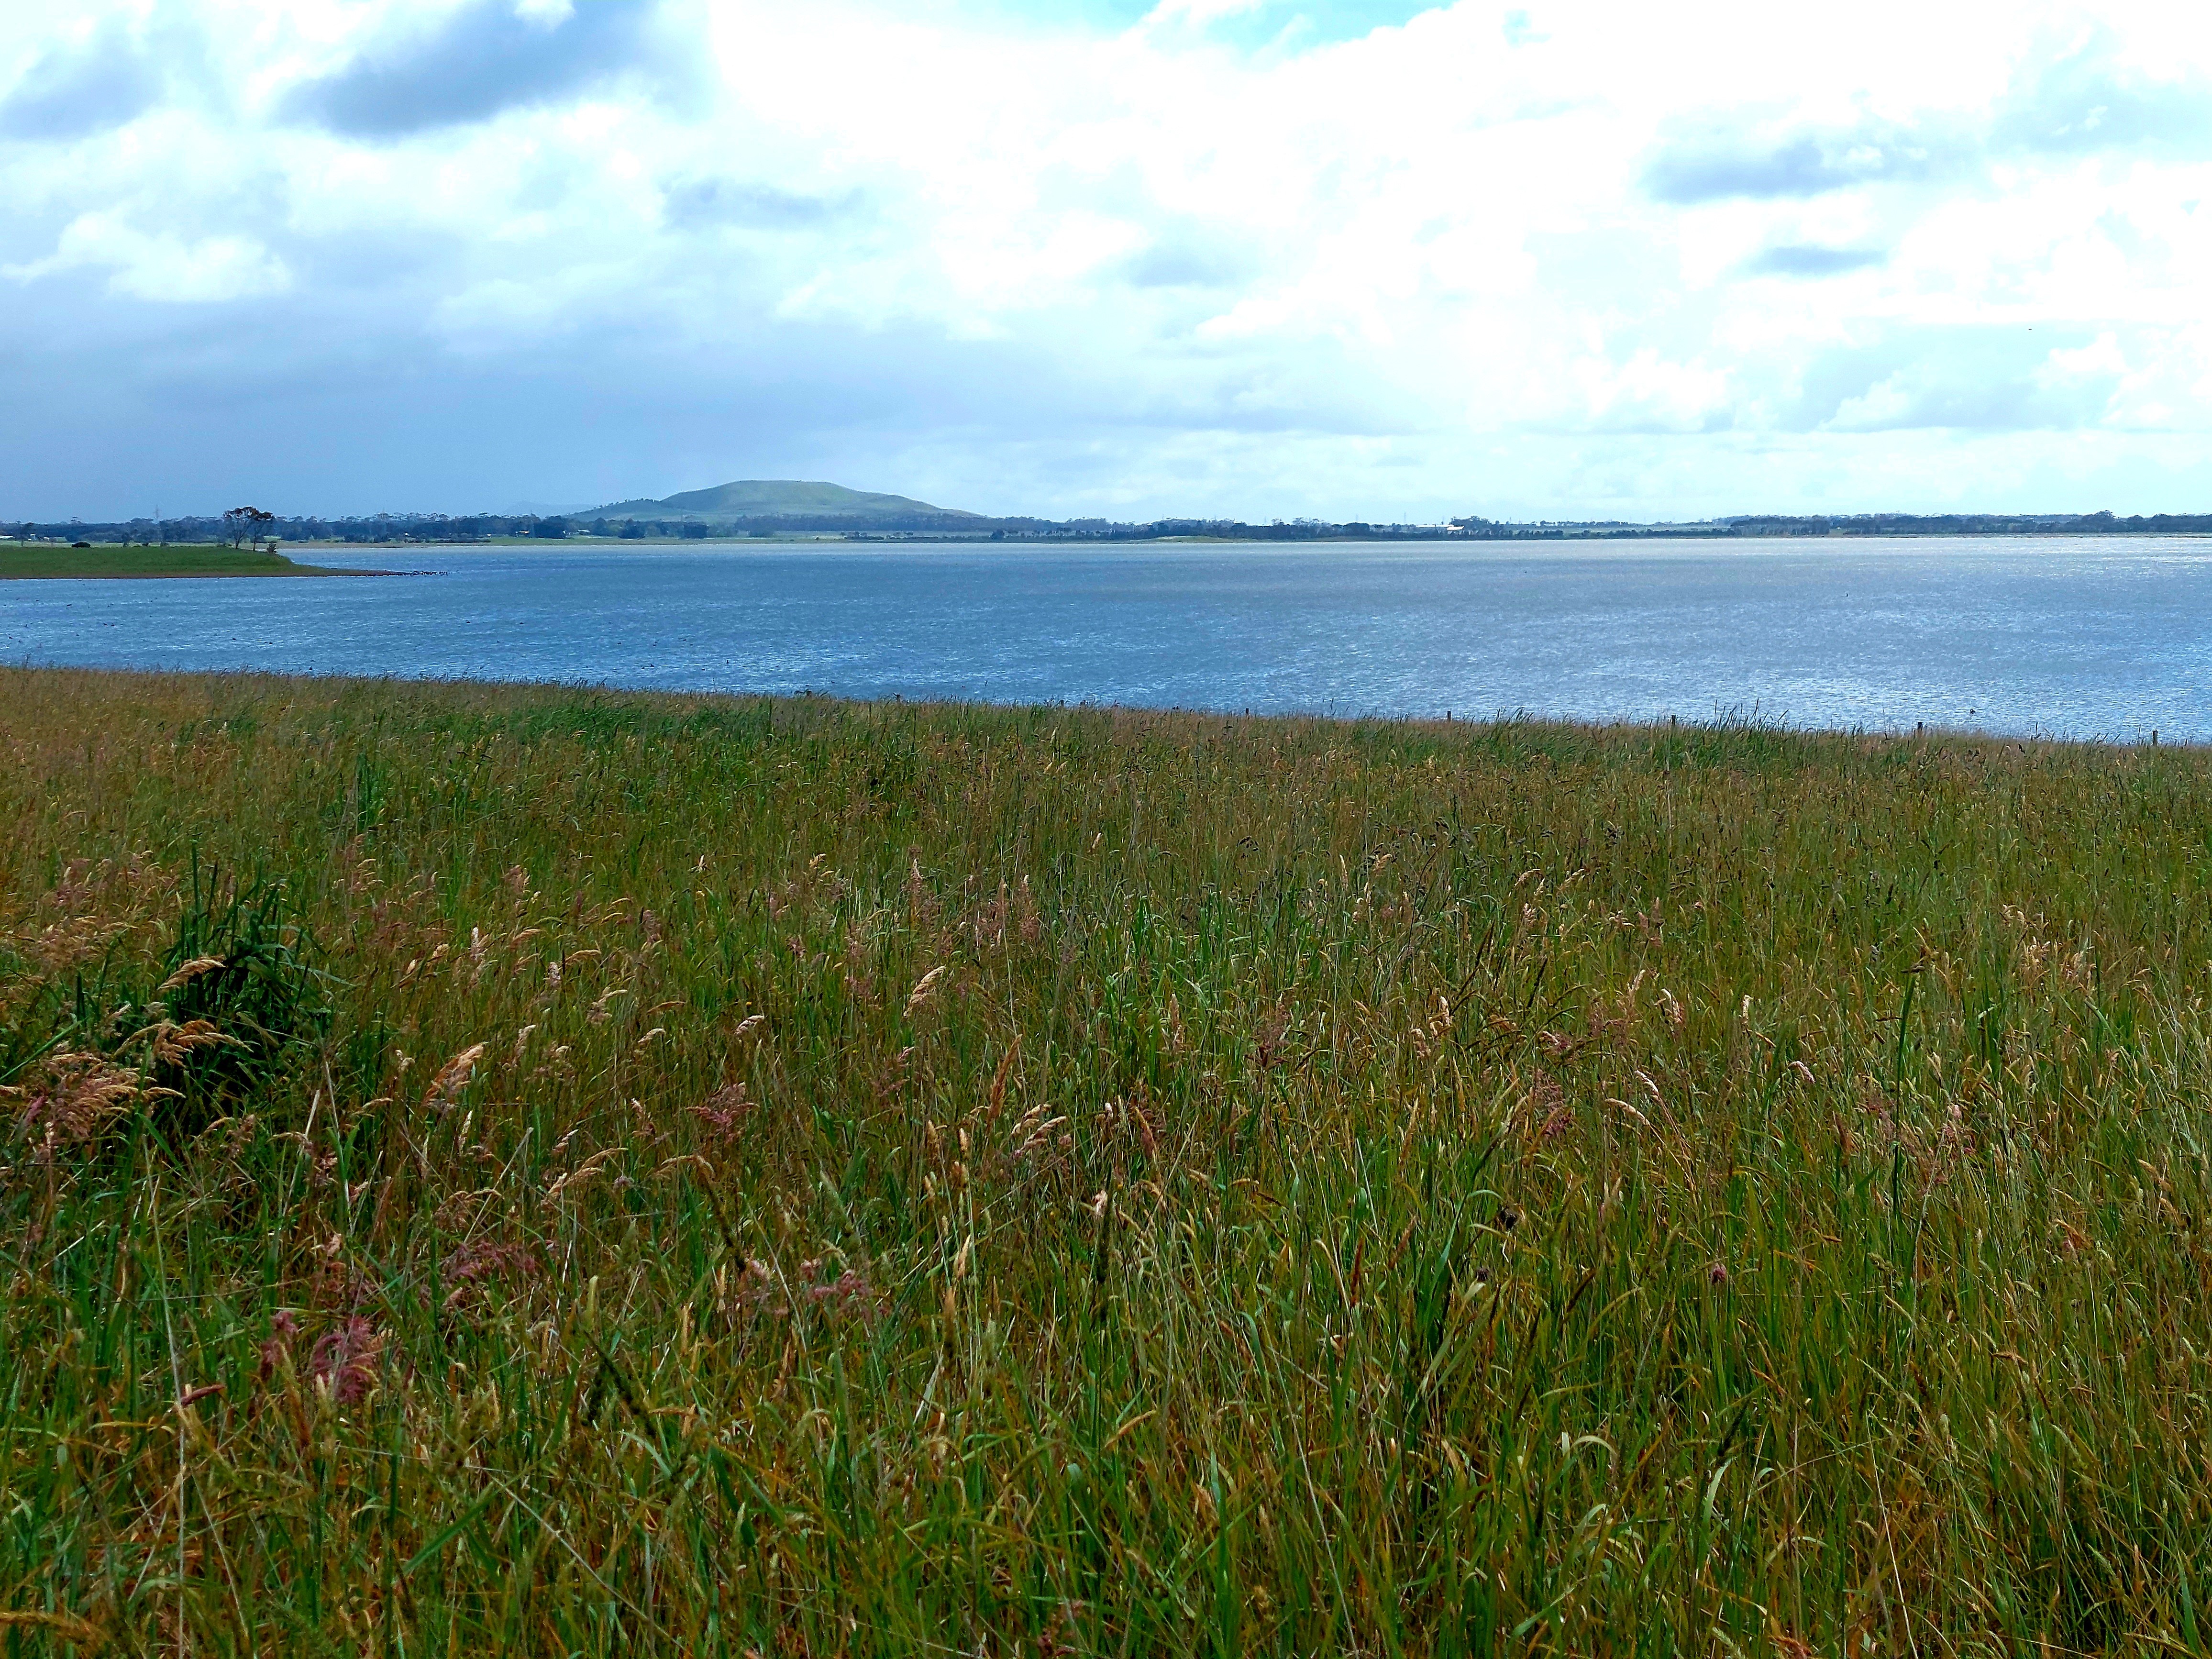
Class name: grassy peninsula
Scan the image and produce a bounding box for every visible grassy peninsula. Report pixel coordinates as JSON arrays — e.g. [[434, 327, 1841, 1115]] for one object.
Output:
[[5, 668, 2210, 1653], [0, 544, 359, 580]]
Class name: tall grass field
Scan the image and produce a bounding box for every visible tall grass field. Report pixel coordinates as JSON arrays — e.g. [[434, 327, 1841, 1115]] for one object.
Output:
[[3, 666, 2209, 1655]]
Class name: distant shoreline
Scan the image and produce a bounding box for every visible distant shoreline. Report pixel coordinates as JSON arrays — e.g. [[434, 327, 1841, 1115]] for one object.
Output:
[[16, 485, 2210, 551], [248, 528, 2212, 551]]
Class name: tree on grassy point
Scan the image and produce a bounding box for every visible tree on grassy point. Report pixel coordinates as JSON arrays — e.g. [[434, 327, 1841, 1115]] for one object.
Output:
[[223, 507, 276, 547]]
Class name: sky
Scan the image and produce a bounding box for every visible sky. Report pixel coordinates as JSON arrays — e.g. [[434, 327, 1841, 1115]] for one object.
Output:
[[2, 0, 2210, 523]]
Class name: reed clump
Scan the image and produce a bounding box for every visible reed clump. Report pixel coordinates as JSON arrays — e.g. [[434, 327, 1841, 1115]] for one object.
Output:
[[2, 666, 2208, 1655]]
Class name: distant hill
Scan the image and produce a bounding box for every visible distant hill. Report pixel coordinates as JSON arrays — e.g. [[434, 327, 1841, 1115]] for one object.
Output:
[[580, 480, 977, 524]]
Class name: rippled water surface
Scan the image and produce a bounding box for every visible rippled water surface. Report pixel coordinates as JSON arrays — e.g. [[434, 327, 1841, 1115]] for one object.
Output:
[[5, 537, 2210, 738]]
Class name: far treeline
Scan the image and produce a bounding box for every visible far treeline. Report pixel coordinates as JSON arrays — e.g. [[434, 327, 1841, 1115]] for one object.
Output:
[[8, 507, 2212, 546]]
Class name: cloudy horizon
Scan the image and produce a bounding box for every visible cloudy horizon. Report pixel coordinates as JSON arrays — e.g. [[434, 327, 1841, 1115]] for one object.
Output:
[[3, 0, 2210, 523]]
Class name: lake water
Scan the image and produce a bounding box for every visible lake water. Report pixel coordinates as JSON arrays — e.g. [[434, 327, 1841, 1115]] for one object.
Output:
[[4, 537, 2210, 740]]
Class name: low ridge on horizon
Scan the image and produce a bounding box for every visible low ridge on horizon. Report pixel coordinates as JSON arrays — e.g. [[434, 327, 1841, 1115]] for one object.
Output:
[[582, 480, 975, 523]]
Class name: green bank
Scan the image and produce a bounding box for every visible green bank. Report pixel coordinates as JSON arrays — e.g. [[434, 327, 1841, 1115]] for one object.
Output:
[[0, 543, 366, 579], [2, 668, 2207, 1654]]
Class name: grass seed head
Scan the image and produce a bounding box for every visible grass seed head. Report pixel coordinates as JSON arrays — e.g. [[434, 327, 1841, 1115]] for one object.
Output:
[[308, 1316, 385, 1406]]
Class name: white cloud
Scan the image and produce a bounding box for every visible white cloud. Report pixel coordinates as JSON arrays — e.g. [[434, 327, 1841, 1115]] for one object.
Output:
[[1, 0, 2210, 518], [5, 210, 291, 303]]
